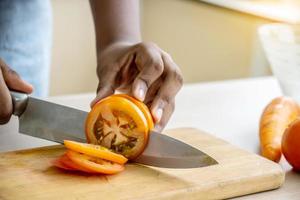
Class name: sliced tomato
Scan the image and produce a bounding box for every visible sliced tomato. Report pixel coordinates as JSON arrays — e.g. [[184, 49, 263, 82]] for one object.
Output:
[[114, 94, 154, 130], [53, 154, 93, 173], [66, 150, 124, 175], [85, 95, 149, 159], [64, 140, 128, 164], [52, 156, 76, 171]]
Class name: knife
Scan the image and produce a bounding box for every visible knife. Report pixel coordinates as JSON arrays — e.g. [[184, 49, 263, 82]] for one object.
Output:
[[10, 91, 217, 168]]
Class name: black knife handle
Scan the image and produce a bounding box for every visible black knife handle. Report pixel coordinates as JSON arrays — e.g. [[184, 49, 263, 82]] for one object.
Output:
[[10, 91, 29, 117]]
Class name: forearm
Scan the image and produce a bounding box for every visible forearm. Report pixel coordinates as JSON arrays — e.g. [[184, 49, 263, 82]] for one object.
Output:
[[90, 0, 141, 53]]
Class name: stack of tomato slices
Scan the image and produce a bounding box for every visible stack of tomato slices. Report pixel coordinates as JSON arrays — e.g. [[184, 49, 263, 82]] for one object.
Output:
[[53, 94, 154, 175], [52, 140, 128, 174]]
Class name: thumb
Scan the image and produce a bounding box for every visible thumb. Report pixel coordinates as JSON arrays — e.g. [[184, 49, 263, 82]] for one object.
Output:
[[1, 61, 33, 94], [90, 84, 115, 107], [90, 65, 119, 107]]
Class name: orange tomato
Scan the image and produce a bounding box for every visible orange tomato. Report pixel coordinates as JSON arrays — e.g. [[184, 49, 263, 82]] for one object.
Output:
[[85, 94, 152, 160], [282, 118, 300, 171], [66, 150, 125, 175], [114, 94, 154, 130], [64, 140, 128, 164]]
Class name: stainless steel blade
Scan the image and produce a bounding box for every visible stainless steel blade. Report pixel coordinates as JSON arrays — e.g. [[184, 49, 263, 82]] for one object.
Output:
[[19, 97, 87, 144], [133, 131, 218, 168]]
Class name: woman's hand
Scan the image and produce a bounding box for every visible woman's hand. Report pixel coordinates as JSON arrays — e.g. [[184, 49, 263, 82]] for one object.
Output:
[[91, 42, 183, 131], [0, 58, 33, 124]]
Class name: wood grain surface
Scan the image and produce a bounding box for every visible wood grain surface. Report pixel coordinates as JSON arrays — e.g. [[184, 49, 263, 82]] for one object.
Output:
[[0, 128, 284, 200]]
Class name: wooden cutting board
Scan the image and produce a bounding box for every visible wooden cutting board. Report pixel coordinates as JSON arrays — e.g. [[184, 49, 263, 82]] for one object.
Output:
[[0, 128, 284, 200]]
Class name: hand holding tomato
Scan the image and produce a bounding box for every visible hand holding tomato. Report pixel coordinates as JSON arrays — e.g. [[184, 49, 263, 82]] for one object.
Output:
[[90, 42, 183, 131]]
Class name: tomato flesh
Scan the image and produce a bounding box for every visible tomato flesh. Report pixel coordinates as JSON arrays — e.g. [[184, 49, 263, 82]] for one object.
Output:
[[85, 95, 150, 159]]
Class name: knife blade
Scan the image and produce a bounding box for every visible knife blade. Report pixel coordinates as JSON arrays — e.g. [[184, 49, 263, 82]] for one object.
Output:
[[11, 91, 217, 168]]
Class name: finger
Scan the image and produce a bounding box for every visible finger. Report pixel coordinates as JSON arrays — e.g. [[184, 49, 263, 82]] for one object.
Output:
[[90, 85, 115, 107], [143, 77, 162, 106], [90, 66, 117, 107], [91, 49, 136, 107], [0, 68, 13, 124], [153, 99, 175, 132], [116, 53, 137, 90], [0, 59, 33, 93], [150, 53, 183, 122], [132, 44, 164, 101], [91, 47, 136, 107]]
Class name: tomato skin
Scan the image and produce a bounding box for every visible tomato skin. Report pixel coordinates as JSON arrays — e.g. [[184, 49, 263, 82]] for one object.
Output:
[[66, 150, 125, 175], [85, 95, 149, 160], [114, 94, 154, 130], [282, 118, 300, 171], [64, 140, 128, 164]]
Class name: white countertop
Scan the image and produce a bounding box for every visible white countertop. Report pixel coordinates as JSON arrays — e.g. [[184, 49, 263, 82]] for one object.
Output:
[[1, 76, 299, 199]]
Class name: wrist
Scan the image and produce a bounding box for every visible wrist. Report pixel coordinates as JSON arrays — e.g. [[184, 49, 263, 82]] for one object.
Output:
[[97, 39, 141, 56], [97, 41, 140, 63]]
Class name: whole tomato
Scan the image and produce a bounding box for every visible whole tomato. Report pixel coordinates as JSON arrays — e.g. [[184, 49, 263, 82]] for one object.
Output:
[[282, 118, 300, 171]]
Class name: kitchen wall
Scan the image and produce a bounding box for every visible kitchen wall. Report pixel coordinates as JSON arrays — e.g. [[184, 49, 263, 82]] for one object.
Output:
[[50, 0, 273, 96], [50, 0, 97, 96]]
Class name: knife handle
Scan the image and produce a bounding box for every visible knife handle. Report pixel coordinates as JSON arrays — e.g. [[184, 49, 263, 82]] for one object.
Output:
[[10, 91, 29, 117]]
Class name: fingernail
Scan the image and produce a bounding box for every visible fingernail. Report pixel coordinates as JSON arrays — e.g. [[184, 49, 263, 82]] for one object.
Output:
[[139, 88, 145, 99], [154, 108, 163, 122], [135, 85, 145, 101]]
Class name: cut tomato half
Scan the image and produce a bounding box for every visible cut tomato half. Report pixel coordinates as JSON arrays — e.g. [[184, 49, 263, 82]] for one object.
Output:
[[66, 150, 124, 175], [64, 140, 128, 164], [85, 95, 150, 159]]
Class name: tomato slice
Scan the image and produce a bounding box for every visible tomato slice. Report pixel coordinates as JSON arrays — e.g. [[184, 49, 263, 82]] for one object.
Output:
[[114, 94, 154, 130], [53, 154, 93, 173], [52, 156, 76, 171], [85, 95, 149, 159], [66, 150, 124, 175], [64, 140, 128, 164]]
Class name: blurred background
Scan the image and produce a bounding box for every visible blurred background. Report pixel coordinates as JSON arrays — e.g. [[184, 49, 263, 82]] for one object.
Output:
[[50, 0, 300, 96]]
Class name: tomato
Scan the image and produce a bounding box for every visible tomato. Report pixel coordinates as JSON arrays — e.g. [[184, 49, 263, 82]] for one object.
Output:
[[66, 150, 124, 174], [114, 94, 154, 130], [85, 95, 150, 159], [282, 118, 300, 171], [53, 154, 93, 173], [64, 140, 128, 164]]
